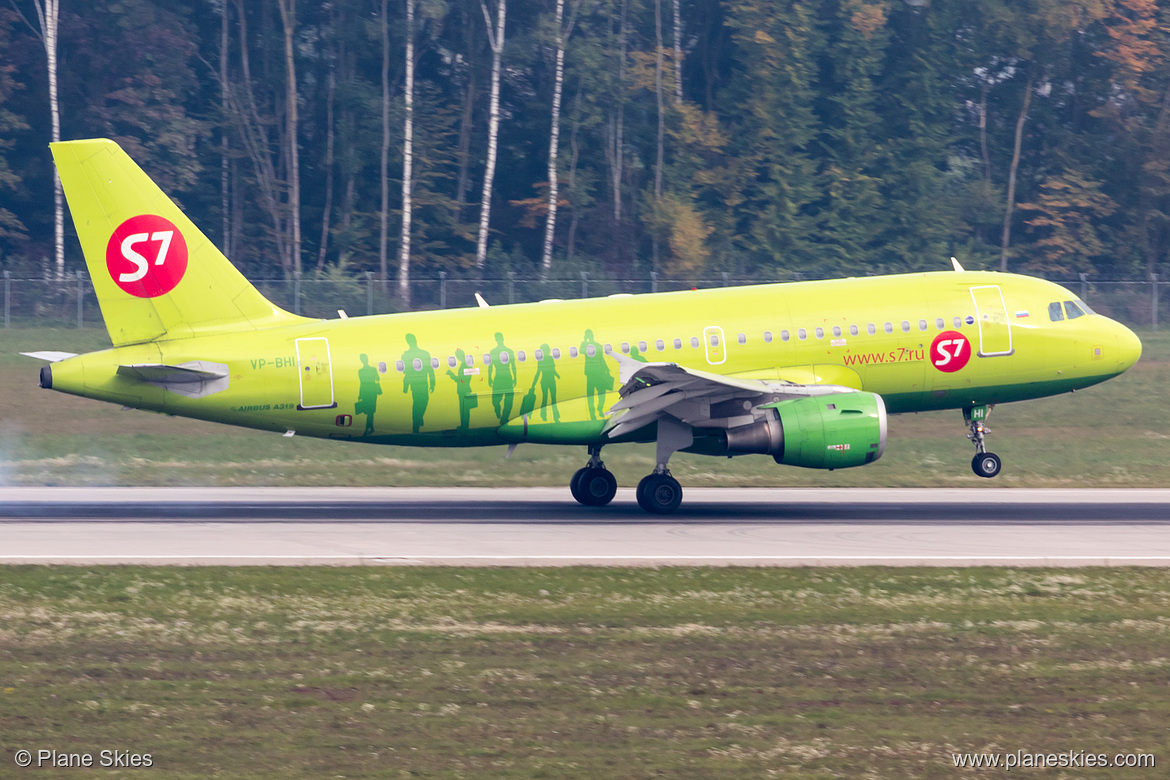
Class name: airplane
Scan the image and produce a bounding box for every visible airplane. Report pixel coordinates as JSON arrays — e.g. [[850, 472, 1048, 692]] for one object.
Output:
[[23, 139, 1143, 513]]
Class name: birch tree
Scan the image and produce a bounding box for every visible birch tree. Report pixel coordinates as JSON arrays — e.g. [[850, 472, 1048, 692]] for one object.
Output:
[[672, 0, 682, 103], [276, 0, 301, 276], [380, 0, 391, 289], [15, 0, 63, 278], [539, 0, 583, 273], [475, 0, 506, 270], [398, 0, 416, 304]]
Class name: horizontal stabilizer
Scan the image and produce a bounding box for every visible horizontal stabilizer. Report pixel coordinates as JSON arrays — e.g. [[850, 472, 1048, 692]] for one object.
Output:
[[20, 351, 78, 363], [117, 361, 229, 399]]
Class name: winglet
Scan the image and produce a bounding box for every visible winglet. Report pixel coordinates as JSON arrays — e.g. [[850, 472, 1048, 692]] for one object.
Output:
[[474, 292, 490, 308], [951, 256, 965, 272]]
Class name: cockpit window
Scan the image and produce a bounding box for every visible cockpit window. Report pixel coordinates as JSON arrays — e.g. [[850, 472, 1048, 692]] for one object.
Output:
[[1074, 298, 1094, 315], [1064, 300, 1086, 320], [1048, 302, 1064, 322]]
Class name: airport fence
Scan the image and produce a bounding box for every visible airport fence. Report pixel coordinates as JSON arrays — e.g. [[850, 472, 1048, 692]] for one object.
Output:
[[1, 268, 1165, 330]]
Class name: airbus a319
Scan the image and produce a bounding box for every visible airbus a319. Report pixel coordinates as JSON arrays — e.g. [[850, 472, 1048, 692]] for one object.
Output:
[[24, 140, 1142, 513]]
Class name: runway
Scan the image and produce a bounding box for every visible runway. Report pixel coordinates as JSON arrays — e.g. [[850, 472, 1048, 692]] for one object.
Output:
[[2, 487, 1168, 566]]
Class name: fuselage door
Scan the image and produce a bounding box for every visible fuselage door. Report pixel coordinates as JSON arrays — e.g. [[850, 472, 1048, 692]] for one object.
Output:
[[295, 337, 337, 410], [969, 285, 1013, 357], [703, 326, 726, 365]]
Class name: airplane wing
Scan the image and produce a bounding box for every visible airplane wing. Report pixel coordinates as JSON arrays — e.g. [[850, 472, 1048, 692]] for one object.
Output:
[[604, 353, 864, 440]]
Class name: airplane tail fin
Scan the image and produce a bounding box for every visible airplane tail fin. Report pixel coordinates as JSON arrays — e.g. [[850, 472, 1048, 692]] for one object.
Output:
[[50, 139, 307, 346]]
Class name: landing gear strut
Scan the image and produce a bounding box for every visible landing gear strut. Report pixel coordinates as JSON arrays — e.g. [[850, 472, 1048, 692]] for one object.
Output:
[[965, 405, 1001, 479], [570, 445, 618, 506], [635, 417, 692, 514]]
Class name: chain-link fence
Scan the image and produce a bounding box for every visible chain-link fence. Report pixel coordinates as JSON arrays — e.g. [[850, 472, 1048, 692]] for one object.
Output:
[[2, 269, 1165, 330]]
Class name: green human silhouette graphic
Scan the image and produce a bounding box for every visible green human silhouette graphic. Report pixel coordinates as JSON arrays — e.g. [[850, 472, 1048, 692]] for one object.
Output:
[[531, 343, 560, 422], [628, 344, 649, 363], [581, 329, 613, 421], [446, 348, 477, 433], [401, 333, 435, 433], [354, 353, 382, 436], [488, 332, 517, 422]]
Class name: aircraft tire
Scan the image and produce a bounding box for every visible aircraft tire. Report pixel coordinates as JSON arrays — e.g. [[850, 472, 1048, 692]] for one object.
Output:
[[569, 468, 590, 505], [636, 473, 683, 514], [971, 452, 1001, 479], [577, 468, 618, 506]]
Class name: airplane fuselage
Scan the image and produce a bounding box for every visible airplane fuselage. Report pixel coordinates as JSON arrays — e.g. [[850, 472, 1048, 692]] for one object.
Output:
[[45, 270, 1141, 448]]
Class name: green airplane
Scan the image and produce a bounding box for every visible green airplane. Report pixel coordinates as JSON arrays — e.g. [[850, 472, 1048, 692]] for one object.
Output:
[[24, 139, 1142, 513]]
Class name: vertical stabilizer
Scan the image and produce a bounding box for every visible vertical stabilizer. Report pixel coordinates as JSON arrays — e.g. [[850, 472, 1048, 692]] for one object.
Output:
[[51, 139, 307, 346]]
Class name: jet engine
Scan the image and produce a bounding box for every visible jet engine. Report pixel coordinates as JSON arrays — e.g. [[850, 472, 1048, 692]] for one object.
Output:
[[722, 391, 887, 469]]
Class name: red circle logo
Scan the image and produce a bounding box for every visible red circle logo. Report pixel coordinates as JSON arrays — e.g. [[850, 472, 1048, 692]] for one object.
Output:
[[930, 330, 972, 372], [105, 215, 188, 298]]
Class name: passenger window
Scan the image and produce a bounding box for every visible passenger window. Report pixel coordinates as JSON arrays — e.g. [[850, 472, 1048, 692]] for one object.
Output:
[[413, 358, 423, 371], [798, 328, 807, 340], [781, 330, 790, 342], [1064, 300, 1085, 320], [936, 317, 945, 330], [378, 361, 387, 374], [604, 344, 613, 354], [586, 344, 596, 357], [482, 354, 491, 366], [953, 316, 962, 328], [638, 341, 647, 352], [691, 337, 700, 348], [710, 334, 720, 346], [737, 333, 746, 345], [656, 339, 664, 351], [849, 325, 858, 336], [867, 323, 876, 335], [551, 348, 561, 359], [1048, 302, 1064, 322], [535, 348, 544, 361], [764, 331, 773, 343], [832, 326, 842, 338], [673, 338, 682, 349], [431, 357, 440, 369], [517, 351, 526, 362], [918, 319, 927, 331], [884, 322, 893, 334], [448, 356, 457, 368], [569, 346, 578, 358], [814, 327, 824, 339], [901, 321, 911, 333], [396, 360, 405, 372], [465, 354, 474, 367], [500, 352, 509, 364], [621, 342, 630, 353]]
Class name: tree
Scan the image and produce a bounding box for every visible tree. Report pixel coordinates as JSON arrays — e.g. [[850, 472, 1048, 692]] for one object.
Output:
[[1019, 171, 1117, 274], [399, 0, 416, 304], [0, 10, 29, 242], [475, 0, 506, 270], [539, 0, 584, 273]]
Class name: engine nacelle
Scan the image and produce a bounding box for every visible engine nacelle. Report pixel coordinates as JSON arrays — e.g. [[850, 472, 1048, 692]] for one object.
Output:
[[723, 391, 887, 470]]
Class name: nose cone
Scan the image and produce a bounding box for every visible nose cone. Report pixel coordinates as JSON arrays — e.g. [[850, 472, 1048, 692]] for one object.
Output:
[[1116, 322, 1142, 374]]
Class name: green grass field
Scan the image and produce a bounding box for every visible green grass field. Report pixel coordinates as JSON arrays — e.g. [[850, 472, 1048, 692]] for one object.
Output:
[[1, 566, 1167, 778], [2, 327, 1168, 487]]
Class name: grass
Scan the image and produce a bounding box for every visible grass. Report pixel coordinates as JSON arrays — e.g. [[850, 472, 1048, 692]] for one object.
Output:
[[1, 566, 1168, 777], [2, 327, 1169, 487]]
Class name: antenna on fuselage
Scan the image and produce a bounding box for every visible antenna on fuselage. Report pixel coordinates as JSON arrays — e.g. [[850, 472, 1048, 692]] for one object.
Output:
[[474, 292, 490, 308], [950, 256, 965, 272]]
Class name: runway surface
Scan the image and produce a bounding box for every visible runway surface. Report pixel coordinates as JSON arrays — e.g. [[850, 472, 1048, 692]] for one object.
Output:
[[2, 487, 1169, 566]]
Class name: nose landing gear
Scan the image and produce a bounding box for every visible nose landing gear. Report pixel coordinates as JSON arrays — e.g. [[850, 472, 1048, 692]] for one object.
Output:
[[965, 405, 1001, 478], [570, 445, 618, 506]]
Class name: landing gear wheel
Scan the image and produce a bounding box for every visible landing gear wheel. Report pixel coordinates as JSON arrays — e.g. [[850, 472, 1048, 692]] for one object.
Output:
[[636, 473, 683, 514], [569, 467, 589, 504], [573, 467, 617, 506], [971, 452, 1001, 479]]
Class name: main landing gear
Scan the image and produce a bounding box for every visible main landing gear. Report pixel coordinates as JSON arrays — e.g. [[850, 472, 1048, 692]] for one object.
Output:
[[965, 405, 1001, 479], [635, 416, 692, 514], [570, 445, 618, 506]]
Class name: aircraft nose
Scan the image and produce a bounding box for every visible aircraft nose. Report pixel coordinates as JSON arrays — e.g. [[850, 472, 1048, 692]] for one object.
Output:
[[1116, 321, 1142, 374]]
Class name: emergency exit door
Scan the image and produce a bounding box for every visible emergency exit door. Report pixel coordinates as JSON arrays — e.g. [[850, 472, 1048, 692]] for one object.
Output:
[[295, 337, 337, 410], [969, 285, 1013, 357]]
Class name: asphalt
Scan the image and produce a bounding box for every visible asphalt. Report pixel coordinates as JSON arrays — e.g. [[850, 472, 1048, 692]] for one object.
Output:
[[1, 487, 1167, 565]]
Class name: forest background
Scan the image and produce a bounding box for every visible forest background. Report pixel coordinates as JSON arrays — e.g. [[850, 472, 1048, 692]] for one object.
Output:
[[2, 0, 1169, 317]]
